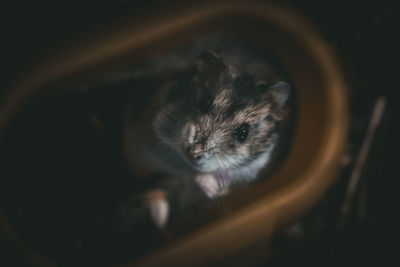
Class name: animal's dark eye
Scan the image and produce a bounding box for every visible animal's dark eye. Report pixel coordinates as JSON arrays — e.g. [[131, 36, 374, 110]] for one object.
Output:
[[232, 123, 250, 143]]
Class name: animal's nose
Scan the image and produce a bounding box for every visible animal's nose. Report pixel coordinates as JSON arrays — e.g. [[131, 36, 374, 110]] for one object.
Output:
[[186, 145, 203, 161]]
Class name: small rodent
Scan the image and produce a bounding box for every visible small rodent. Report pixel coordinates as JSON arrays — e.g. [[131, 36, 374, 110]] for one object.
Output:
[[123, 51, 291, 227]]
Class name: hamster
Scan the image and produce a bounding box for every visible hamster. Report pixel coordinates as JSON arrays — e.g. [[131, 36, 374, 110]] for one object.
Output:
[[123, 51, 291, 227]]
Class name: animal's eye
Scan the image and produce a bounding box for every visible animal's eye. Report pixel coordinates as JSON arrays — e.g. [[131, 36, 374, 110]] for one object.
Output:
[[232, 123, 250, 143]]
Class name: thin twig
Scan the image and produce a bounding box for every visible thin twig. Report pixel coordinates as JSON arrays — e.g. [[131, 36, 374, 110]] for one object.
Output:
[[337, 96, 386, 230]]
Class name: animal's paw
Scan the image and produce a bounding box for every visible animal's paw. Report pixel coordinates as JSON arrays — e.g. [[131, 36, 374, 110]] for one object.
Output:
[[145, 190, 169, 229], [195, 173, 227, 198]]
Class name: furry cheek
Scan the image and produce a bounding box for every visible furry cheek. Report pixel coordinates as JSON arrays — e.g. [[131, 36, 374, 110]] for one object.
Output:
[[183, 122, 197, 145]]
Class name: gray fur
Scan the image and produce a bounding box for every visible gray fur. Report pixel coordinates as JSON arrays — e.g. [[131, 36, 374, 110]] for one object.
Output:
[[125, 52, 290, 196]]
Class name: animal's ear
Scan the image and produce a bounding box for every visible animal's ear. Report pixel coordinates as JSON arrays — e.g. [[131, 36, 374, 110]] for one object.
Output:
[[196, 52, 226, 87], [258, 81, 291, 108]]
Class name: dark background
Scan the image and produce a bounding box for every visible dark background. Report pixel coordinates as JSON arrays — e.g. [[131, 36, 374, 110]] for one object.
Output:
[[0, 0, 398, 266]]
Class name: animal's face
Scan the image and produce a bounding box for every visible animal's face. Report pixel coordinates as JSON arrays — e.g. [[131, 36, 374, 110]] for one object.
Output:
[[155, 52, 290, 174]]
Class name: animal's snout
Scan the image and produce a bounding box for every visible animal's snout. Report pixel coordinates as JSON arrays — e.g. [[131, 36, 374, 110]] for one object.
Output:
[[186, 144, 204, 161]]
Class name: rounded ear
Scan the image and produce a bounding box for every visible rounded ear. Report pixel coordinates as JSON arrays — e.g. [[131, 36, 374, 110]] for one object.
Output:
[[258, 81, 291, 108], [196, 52, 226, 86]]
